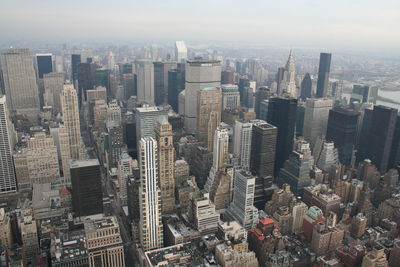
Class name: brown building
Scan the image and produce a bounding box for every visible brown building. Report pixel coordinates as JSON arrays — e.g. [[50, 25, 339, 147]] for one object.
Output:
[[155, 119, 176, 213], [336, 243, 366, 267], [311, 222, 345, 256], [351, 213, 368, 238]]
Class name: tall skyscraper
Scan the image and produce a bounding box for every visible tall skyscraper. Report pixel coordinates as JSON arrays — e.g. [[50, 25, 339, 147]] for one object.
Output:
[[365, 105, 398, 173], [0, 48, 40, 120], [267, 97, 297, 174], [350, 85, 378, 105], [326, 107, 360, 166], [168, 68, 184, 112], [139, 137, 163, 251], [184, 60, 221, 134], [316, 53, 332, 98], [70, 159, 103, 217], [225, 170, 258, 230], [117, 152, 133, 206], [0, 95, 17, 193], [300, 73, 312, 100], [135, 105, 168, 142], [43, 72, 65, 114], [77, 62, 98, 104], [154, 62, 177, 106], [197, 87, 222, 150], [71, 54, 81, 82], [154, 119, 175, 213], [175, 41, 188, 62], [250, 120, 277, 178], [61, 83, 83, 160], [283, 50, 297, 97], [303, 98, 333, 148], [106, 120, 124, 168], [136, 59, 155, 105], [221, 84, 240, 110], [234, 120, 254, 171], [36, 53, 53, 79]]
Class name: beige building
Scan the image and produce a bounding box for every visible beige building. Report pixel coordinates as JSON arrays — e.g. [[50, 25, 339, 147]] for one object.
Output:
[[215, 243, 259, 267], [20, 209, 39, 264], [93, 100, 108, 130], [155, 119, 175, 213], [197, 87, 222, 150], [117, 152, 133, 206], [361, 246, 389, 267], [188, 193, 219, 235], [43, 72, 65, 114], [0, 208, 13, 251], [85, 216, 125, 267], [61, 83, 83, 160], [14, 132, 60, 187], [58, 124, 72, 182], [86, 86, 107, 102]]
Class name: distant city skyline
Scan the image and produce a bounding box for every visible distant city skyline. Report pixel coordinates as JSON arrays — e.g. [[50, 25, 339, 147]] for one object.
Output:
[[1, 0, 399, 52]]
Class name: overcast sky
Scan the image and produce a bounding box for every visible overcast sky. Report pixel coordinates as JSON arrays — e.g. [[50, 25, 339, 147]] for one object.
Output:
[[1, 0, 399, 51]]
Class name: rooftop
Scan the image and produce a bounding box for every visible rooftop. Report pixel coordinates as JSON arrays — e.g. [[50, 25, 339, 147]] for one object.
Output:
[[70, 159, 100, 169]]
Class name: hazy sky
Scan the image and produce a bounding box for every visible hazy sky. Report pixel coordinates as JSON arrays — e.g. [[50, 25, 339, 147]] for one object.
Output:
[[1, 0, 399, 51]]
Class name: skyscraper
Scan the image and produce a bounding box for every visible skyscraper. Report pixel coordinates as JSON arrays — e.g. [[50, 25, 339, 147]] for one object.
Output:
[[135, 105, 168, 142], [316, 53, 332, 98], [0, 95, 17, 193], [365, 105, 398, 173], [350, 85, 378, 104], [196, 87, 222, 150], [36, 53, 53, 79], [184, 60, 221, 134], [71, 54, 81, 82], [250, 120, 277, 178], [300, 73, 312, 100], [61, 83, 83, 160], [267, 97, 297, 175], [43, 72, 65, 114], [221, 84, 240, 110], [326, 107, 360, 166], [225, 170, 258, 230], [139, 137, 163, 251], [136, 59, 155, 105], [0, 48, 40, 120], [303, 98, 333, 148], [168, 68, 184, 112], [234, 120, 253, 171], [283, 50, 297, 97], [175, 41, 188, 62], [154, 119, 175, 214], [70, 159, 103, 217]]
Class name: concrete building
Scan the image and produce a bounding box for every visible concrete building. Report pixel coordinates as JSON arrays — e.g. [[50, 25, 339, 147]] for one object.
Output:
[[316, 141, 339, 173], [233, 120, 253, 171], [58, 124, 72, 182], [303, 98, 333, 148], [20, 209, 39, 264], [0, 95, 17, 193], [135, 105, 168, 142], [43, 72, 65, 114], [154, 119, 175, 213], [84, 216, 125, 267], [117, 152, 133, 206], [0, 208, 13, 251], [136, 59, 155, 105], [222, 84, 240, 110], [215, 243, 259, 267], [61, 83, 83, 160], [139, 137, 163, 251], [0, 48, 40, 120], [188, 193, 219, 235], [184, 60, 221, 134], [225, 170, 258, 230], [197, 87, 222, 150], [361, 246, 389, 267], [292, 200, 308, 234]]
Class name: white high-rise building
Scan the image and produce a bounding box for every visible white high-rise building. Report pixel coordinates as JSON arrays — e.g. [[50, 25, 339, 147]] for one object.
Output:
[[284, 51, 297, 97], [225, 170, 258, 230], [61, 83, 83, 160], [233, 120, 253, 171], [0, 48, 40, 120], [0, 95, 17, 193], [136, 60, 155, 105], [139, 137, 163, 251], [205, 127, 229, 192], [184, 60, 221, 134], [107, 99, 121, 123], [316, 141, 339, 173], [303, 98, 333, 148], [174, 41, 188, 62], [135, 105, 168, 143]]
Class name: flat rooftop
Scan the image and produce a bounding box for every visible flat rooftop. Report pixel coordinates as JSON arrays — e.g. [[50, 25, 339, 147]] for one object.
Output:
[[70, 159, 99, 169]]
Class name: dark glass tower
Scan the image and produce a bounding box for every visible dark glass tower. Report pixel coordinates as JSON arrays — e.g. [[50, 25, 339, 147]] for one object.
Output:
[[153, 62, 164, 106], [238, 78, 250, 105], [71, 159, 103, 217], [71, 54, 81, 82], [36, 54, 53, 79], [356, 108, 373, 163], [168, 69, 184, 112], [365, 105, 398, 173], [300, 73, 312, 100], [255, 86, 271, 119], [77, 62, 99, 103], [326, 107, 360, 166], [389, 116, 400, 169], [316, 53, 332, 98], [267, 97, 298, 176]]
